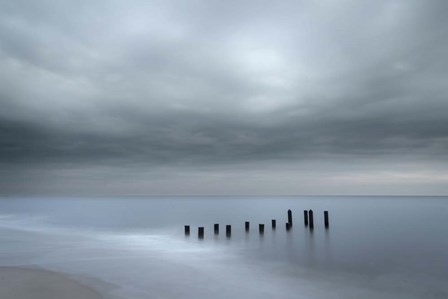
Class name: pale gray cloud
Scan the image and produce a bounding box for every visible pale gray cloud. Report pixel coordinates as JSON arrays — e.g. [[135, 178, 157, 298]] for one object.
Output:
[[1, 0, 448, 195]]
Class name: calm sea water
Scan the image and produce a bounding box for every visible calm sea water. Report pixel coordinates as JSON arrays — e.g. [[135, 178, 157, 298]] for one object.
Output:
[[0, 196, 447, 298]]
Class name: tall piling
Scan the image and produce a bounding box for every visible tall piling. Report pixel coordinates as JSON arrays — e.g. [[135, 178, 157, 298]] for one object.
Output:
[[271, 219, 276, 229], [309, 209, 314, 229], [198, 227, 204, 239], [304, 210, 309, 226], [324, 211, 329, 228], [259, 224, 265, 234], [185, 225, 190, 236], [214, 223, 219, 235], [226, 225, 232, 237], [287, 209, 293, 225]]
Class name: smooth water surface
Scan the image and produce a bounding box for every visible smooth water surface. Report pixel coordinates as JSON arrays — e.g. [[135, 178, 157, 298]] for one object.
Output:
[[0, 196, 447, 298]]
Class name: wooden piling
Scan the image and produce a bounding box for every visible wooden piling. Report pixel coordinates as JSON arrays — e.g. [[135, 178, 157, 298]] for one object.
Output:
[[286, 222, 291, 231], [214, 223, 219, 235], [287, 209, 292, 225], [304, 210, 309, 226], [324, 211, 329, 228], [184, 225, 190, 236], [198, 227, 204, 239], [259, 224, 265, 234], [271, 219, 276, 229], [309, 209, 314, 229], [245, 221, 250, 232], [226, 225, 231, 237]]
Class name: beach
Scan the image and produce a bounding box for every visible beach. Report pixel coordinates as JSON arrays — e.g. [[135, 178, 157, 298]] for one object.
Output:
[[0, 267, 105, 299]]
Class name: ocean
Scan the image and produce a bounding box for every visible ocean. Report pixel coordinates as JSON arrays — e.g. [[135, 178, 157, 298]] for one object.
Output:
[[0, 196, 447, 298]]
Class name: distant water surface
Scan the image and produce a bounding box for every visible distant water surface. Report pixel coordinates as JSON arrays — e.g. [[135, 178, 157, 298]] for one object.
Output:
[[0, 196, 447, 299]]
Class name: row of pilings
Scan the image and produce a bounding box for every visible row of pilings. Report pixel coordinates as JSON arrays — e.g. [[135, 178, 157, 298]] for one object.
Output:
[[185, 209, 330, 239]]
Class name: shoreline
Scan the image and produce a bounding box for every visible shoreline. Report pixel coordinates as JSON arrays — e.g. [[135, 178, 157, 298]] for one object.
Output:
[[0, 267, 106, 299]]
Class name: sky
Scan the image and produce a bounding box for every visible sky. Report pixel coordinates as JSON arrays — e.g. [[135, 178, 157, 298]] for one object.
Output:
[[1, 0, 447, 196]]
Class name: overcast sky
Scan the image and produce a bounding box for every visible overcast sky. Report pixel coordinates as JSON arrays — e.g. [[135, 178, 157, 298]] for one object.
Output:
[[1, 0, 447, 196]]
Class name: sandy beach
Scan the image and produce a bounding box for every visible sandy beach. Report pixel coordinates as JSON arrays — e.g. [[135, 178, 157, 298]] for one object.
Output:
[[0, 267, 105, 299]]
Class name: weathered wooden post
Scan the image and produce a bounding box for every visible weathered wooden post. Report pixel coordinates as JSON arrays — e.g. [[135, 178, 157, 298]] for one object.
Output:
[[304, 210, 309, 226], [214, 223, 219, 235], [259, 224, 265, 234], [309, 209, 314, 229], [271, 219, 276, 229], [185, 225, 190, 236], [198, 227, 204, 239], [324, 211, 329, 228], [287, 209, 292, 225], [286, 222, 291, 231], [245, 221, 250, 232], [226, 225, 231, 237]]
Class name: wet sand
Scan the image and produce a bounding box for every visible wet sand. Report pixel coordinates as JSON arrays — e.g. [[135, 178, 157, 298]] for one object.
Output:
[[0, 267, 105, 299]]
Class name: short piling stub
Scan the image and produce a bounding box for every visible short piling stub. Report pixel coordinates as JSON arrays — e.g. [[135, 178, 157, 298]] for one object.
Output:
[[185, 225, 190, 236], [226, 225, 232, 238], [271, 219, 276, 229], [308, 209, 314, 229], [324, 211, 329, 228], [214, 223, 219, 235], [304, 210, 309, 226], [259, 224, 265, 234], [287, 209, 293, 225], [198, 227, 204, 239], [245, 221, 250, 232]]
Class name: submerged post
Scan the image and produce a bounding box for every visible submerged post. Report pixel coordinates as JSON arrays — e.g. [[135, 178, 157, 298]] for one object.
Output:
[[198, 227, 204, 239], [309, 209, 314, 229], [271, 219, 276, 229], [259, 224, 265, 234], [245, 221, 250, 232], [185, 225, 190, 236], [226, 225, 231, 237], [324, 211, 329, 228], [304, 210, 309, 226], [287, 209, 292, 225], [286, 222, 291, 231], [214, 223, 219, 235]]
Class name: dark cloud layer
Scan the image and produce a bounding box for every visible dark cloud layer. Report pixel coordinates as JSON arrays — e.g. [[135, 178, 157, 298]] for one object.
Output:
[[1, 0, 448, 195]]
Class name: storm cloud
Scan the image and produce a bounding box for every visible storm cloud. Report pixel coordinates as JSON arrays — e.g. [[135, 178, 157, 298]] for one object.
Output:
[[1, 0, 448, 195]]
